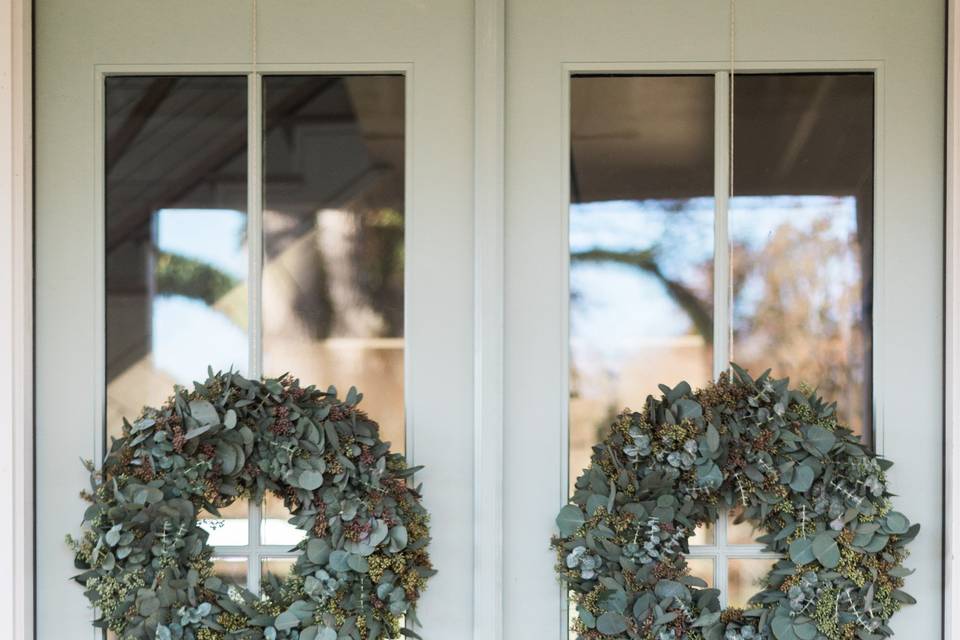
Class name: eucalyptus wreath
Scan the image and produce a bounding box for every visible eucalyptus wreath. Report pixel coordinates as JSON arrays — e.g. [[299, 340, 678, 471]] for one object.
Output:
[[68, 370, 434, 640], [552, 365, 919, 640]]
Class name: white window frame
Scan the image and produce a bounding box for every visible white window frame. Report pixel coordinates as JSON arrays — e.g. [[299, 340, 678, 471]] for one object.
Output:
[[3, 1, 960, 639]]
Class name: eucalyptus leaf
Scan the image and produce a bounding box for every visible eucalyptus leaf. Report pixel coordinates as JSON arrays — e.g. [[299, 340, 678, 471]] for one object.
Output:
[[804, 425, 836, 457], [299, 470, 324, 491], [790, 465, 815, 492], [812, 533, 841, 569], [189, 399, 220, 427], [595, 612, 627, 635], [557, 504, 586, 538], [706, 424, 720, 453]]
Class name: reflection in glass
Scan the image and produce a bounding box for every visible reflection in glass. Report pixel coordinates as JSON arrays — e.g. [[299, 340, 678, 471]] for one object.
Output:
[[212, 557, 248, 587], [727, 558, 778, 608], [686, 557, 715, 588], [727, 506, 763, 546], [689, 522, 715, 546], [261, 557, 297, 584], [569, 76, 715, 487], [731, 74, 874, 439], [262, 493, 306, 546], [105, 76, 248, 439], [262, 76, 405, 451], [198, 498, 250, 547]]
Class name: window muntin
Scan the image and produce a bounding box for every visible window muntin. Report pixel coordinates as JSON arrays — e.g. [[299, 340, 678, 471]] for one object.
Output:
[[104, 73, 405, 596]]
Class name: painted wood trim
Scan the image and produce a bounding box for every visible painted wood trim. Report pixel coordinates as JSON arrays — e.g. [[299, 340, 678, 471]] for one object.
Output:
[[945, 3, 960, 638], [473, 1, 505, 638], [0, 0, 33, 638], [713, 71, 731, 380]]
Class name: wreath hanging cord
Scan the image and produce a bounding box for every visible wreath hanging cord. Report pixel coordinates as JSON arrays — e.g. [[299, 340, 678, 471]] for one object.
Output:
[[553, 365, 918, 640]]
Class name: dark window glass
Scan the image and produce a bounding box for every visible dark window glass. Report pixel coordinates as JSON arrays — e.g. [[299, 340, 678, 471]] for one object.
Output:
[[730, 73, 874, 439], [105, 76, 248, 438]]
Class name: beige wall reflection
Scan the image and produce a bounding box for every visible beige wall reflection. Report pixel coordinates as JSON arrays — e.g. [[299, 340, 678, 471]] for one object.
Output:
[[262, 208, 405, 452], [569, 335, 710, 490]]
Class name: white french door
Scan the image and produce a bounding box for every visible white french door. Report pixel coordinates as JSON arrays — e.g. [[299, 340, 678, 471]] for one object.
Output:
[[33, 1, 947, 639], [503, 1, 944, 639], [34, 1, 475, 638]]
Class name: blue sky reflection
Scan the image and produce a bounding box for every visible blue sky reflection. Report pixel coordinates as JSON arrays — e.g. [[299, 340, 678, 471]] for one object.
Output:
[[153, 208, 248, 383]]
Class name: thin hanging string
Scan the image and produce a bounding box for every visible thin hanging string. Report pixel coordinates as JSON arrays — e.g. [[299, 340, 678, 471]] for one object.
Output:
[[729, 0, 735, 202], [727, 0, 736, 362]]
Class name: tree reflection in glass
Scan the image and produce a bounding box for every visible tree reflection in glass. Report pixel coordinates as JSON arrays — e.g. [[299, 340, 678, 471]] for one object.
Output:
[[731, 74, 874, 439], [569, 75, 716, 484]]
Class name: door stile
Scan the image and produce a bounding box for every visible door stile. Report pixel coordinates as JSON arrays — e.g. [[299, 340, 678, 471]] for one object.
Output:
[[472, 0, 506, 637]]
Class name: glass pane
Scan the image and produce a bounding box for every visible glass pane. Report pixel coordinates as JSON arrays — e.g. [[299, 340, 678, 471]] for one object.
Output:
[[212, 557, 248, 588], [731, 73, 874, 439], [261, 556, 297, 583], [105, 76, 248, 440], [727, 506, 763, 546], [198, 498, 249, 546], [261, 76, 406, 451], [727, 558, 778, 608], [686, 557, 715, 587], [569, 75, 715, 489], [689, 522, 716, 546], [262, 492, 307, 546]]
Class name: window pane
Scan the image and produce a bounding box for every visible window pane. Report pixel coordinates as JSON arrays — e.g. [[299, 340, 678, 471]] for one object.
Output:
[[262, 492, 307, 546], [261, 557, 297, 584], [727, 506, 763, 546], [261, 75, 405, 451], [569, 75, 715, 487], [105, 76, 248, 439], [212, 557, 248, 588], [731, 74, 874, 439], [727, 558, 778, 608], [198, 498, 250, 547], [689, 522, 716, 546], [686, 557, 715, 587]]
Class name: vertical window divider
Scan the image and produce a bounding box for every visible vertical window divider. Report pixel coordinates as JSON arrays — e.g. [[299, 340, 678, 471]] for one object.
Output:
[[248, 71, 264, 383], [248, 512, 261, 594], [246, 70, 265, 596], [715, 514, 730, 608], [713, 70, 733, 602], [713, 71, 732, 381]]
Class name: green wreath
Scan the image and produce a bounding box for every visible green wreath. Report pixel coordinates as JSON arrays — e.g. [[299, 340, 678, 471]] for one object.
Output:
[[69, 370, 434, 640], [552, 365, 918, 640]]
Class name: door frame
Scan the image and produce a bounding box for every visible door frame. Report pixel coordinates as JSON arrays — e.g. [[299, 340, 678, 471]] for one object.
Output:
[[945, 1, 960, 636], [0, 0, 33, 639], [4, 1, 960, 639]]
